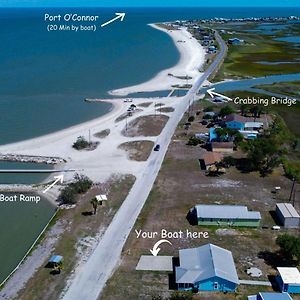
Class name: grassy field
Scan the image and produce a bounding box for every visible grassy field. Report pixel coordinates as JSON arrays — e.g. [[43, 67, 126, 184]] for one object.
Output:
[[255, 81, 300, 98], [101, 101, 300, 300], [17, 175, 135, 300], [118, 140, 155, 161], [212, 22, 300, 82], [122, 115, 169, 137]]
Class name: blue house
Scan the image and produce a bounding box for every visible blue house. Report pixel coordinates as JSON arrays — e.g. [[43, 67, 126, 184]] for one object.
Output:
[[277, 268, 300, 294], [223, 114, 247, 130], [209, 128, 218, 142], [228, 38, 244, 45], [175, 243, 239, 292], [248, 292, 293, 300]]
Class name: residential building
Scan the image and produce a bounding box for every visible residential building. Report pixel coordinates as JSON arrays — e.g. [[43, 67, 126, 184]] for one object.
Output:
[[189, 204, 261, 227], [228, 38, 244, 45], [211, 141, 234, 153], [199, 152, 223, 170], [276, 203, 300, 228], [244, 122, 264, 131], [248, 292, 293, 300], [276, 268, 300, 294], [223, 114, 247, 130], [175, 244, 239, 292]]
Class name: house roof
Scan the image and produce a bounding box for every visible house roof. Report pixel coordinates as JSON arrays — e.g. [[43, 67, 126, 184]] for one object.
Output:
[[259, 292, 293, 300], [176, 244, 239, 285], [49, 255, 63, 264], [276, 203, 300, 218], [277, 267, 300, 285], [201, 152, 223, 166], [212, 141, 234, 149], [96, 195, 108, 201], [223, 114, 248, 123], [244, 122, 264, 128], [194, 204, 261, 220]]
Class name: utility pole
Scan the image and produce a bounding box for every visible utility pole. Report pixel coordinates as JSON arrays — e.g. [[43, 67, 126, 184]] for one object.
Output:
[[89, 129, 91, 144], [289, 177, 296, 204]]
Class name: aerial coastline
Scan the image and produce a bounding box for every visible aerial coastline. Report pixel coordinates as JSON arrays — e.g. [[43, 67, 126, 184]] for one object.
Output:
[[109, 23, 206, 96], [0, 24, 206, 184]]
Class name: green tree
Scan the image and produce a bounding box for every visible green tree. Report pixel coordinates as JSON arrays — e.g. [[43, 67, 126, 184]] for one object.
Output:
[[90, 197, 100, 215], [277, 234, 300, 263], [72, 136, 89, 150], [219, 105, 235, 117], [60, 186, 77, 204]]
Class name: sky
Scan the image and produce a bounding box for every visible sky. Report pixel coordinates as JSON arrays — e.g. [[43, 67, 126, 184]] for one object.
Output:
[[1, 0, 300, 7]]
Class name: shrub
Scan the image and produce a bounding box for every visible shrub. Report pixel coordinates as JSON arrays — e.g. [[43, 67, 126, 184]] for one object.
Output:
[[70, 173, 93, 194], [219, 105, 235, 117], [187, 136, 203, 146], [222, 156, 236, 167], [73, 136, 89, 150], [60, 173, 93, 204], [203, 106, 214, 112], [60, 185, 77, 204], [282, 159, 300, 182], [188, 115, 195, 122]]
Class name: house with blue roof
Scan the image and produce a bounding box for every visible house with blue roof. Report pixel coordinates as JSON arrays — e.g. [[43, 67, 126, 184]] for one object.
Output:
[[228, 38, 244, 45], [223, 114, 247, 130], [248, 292, 293, 300], [209, 128, 218, 142], [175, 243, 239, 292]]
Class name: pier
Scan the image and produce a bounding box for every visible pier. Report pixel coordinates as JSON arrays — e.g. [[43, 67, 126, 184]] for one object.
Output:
[[0, 169, 78, 174]]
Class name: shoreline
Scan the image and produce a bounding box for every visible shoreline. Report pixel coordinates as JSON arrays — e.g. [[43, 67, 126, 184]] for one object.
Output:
[[0, 23, 207, 297], [0, 25, 207, 185], [109, 23, 206, 96]]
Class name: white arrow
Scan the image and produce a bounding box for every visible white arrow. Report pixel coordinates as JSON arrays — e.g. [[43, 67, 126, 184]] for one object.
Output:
[[101, 13, 126, 28], [150, 239, 172, 256], [207, 88, 233, 102], [43, 174, 64, 194]]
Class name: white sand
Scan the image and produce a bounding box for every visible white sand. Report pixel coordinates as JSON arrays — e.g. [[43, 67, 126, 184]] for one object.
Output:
[[109, 24, 206, 96], [0, 97, 180, 183], [0, 26, 206, 184]]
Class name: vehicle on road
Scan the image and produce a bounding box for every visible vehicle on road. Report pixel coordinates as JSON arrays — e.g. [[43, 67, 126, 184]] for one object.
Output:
[[154, 144, 160, 151]]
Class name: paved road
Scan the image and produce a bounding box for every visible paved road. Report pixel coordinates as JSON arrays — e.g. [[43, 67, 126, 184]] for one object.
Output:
[[62, 32, 227, 300]]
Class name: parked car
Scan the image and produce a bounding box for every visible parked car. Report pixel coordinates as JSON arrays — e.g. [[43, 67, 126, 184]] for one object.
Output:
[[154, 144, 160, 151], [272, 225, 281, 230]]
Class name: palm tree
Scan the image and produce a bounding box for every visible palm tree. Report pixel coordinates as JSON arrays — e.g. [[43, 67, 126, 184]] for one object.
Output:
[[90, 197, 100, 215]]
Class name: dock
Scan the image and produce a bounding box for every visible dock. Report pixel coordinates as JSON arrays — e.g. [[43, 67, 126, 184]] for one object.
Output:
[[0, 169, 78, 174]]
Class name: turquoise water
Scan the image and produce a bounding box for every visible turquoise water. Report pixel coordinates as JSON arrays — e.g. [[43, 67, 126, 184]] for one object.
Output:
[[0, 161, 53, 184], [1, 6, 300, 288], [207, 73, 300, 93], [0, 194, 56, 284], [1, 7, 300, 145], [275, 36, 300, 43]]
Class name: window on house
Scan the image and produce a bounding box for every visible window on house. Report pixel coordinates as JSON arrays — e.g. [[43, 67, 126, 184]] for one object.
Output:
[[213, 282, 218, 289]]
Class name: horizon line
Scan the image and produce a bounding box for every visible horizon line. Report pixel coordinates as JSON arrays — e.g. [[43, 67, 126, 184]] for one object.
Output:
[[1, 5, 300, 8]]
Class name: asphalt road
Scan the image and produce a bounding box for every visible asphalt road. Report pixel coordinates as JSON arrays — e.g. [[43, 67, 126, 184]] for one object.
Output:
[[62, 32, 227, 300]]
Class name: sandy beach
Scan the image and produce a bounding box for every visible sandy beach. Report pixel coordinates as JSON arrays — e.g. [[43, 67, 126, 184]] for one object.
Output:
[[0, 25, 206, 185], [109, 24, 206, 96], [0, 23, 207, 298]]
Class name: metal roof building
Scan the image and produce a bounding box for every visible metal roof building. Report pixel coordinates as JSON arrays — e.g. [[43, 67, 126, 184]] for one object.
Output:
[[175, 243, 239, 292], [190, 204, 261, 227], [248, 292, 293, 300], [277, 267, 300, 294], [276, 203, 300, 228]]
